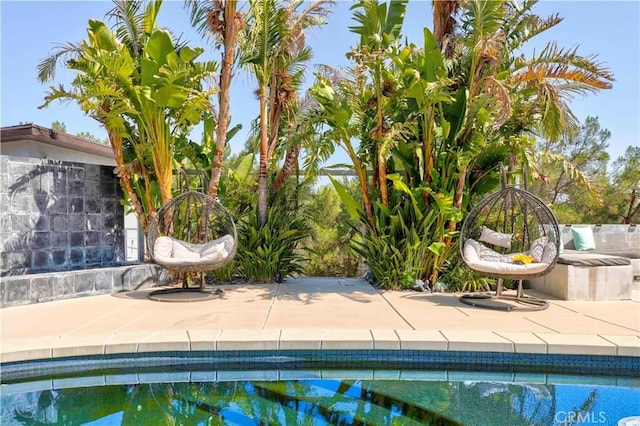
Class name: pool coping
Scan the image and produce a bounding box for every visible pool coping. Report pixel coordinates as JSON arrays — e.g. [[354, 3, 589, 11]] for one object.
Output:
[[2, 328, 639, 364], [2, 278, 638, 369]]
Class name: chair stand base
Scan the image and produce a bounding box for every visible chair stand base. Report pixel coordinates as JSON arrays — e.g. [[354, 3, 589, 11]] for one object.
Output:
[[148, 287, 224, 303], [459, 278, 549, 311], [459, 292, 549, 311]]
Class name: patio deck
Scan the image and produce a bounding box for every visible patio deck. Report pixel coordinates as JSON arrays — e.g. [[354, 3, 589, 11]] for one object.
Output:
[[1, 277, 638, 364]]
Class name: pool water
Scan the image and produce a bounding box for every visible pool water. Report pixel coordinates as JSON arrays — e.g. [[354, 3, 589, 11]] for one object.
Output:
[[2, 373, 638, 425]]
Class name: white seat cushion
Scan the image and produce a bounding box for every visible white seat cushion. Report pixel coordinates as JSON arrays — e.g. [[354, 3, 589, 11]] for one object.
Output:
[[540, 240, 558, 264], [153, 234, 234, 265], [529, 237, 548, 263], [153, 236, 200, 263], [465, 258, 550, 275], [171, 239, 201, 260], [464, 239, 513, 263], [464, 238, 550, 276]]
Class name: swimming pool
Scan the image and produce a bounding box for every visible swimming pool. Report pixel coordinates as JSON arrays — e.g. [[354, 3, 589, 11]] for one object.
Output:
[[2, 350, 638, 425], [2, 370, 639, 425]]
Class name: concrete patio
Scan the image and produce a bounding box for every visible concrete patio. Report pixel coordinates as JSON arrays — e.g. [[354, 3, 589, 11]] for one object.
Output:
[[1, 277, 638, 364]]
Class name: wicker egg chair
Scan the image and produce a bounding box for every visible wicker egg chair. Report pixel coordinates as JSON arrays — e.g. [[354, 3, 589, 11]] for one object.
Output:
[[147, 191, 237, 293], [458, 184, 560, 311]]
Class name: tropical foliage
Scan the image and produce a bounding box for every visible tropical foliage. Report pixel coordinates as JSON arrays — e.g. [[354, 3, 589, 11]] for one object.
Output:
[[239, 0, 334, 227], [311, 0, 613, 289], [38, 0, 216, 231], [235, 201, 310, 282], [610, 146, 640, 224], [38, 0, 621, 287], [528, 116, 639, 225]]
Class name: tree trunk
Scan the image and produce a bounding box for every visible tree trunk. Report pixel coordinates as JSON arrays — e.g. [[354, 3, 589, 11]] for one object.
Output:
[[378, 155, 388, 207], [208, 0, 239, 198], [258, 86, 269, 226], [108, 130, 147, 230], [433, 0, 460, 56], [623, 189, 639, 224], [272, 144, 299, 193], [347, 144, 374, 227], [445, 165, 467, 245], [422, 107, 435, 206], [267, 74, 283, 161], [142, 172, 155, 218], [154, 148, 172, 206]]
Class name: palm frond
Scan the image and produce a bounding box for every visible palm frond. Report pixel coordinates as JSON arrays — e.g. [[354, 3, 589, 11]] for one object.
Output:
[[283, 0, 334, 52], [513, 63, 613, 91], [513, 42, 614, 89], [37, 42, 82, 82], [107, 0, 143, 57], [483, 76, 511, 129], [533, 81, 579, 141], [184, 0, 225, 40], [460, 0, 504, 49], [141, 0, 162, 35], [502, 0, 562, 52], [241, 0, 280, 81], [533, 150, 602, 204], [184, 0, 210, 36]]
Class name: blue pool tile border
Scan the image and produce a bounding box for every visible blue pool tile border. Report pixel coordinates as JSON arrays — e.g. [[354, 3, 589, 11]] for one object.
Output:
[[2, 350, 638, 383]]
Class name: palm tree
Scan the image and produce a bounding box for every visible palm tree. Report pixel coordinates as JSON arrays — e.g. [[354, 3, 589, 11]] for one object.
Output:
[[186, 0, 245, 198], [267, 0, 334, 186], [240, 0, 279, 226], [271, 93, 325, 193], [348, 0, 408, 208], [240, 0, 333, 226], [39, 12, 149, 227], [311, 73, 376, 226], [499, 1, 614, 142]]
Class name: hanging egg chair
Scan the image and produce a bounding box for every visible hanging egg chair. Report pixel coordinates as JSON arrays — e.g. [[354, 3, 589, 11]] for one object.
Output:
[[147, 191, 237, 296], [458, 181, 560, 311]]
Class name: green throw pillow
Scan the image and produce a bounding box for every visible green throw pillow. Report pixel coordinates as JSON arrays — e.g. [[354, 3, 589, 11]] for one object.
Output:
[[571, 227, 596, 251]]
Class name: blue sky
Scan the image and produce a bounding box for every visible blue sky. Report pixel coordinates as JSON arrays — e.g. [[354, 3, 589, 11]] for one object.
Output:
[[1, 1, 638, 164]]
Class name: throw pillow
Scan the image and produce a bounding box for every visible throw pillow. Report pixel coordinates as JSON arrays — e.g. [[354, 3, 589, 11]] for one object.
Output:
[[541, 242, 557, 264], [479, 226, 513, 249], [529, 237, 548, 263], [201, 234, 234, 261], [464, 239, 512, 262], [571, 226, 596, 251]]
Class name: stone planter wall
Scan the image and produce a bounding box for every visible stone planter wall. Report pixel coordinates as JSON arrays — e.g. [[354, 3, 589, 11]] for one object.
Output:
[[1, 264, 170, 307]]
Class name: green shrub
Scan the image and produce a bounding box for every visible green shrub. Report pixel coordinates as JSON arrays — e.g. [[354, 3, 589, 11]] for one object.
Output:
[[236, 205, 309, 282], [303, 185, 360, 277], [207, 261, 237, 283], [439, 261, 494, 293], [351, 201, 433, 290]]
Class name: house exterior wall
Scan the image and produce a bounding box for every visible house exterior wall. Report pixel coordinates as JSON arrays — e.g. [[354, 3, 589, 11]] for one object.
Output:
[[0, 155, 126, 276]]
